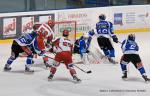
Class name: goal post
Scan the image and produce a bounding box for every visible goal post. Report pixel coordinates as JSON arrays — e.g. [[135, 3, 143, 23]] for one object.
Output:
[[53, 21, 77, 43]]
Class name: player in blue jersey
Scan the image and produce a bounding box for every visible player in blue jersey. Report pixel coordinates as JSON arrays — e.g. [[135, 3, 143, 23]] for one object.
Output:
[[120, 34, 150, 82], [4, 22, 54, 72], [4, 31, 37, 72], [89, 14, 118, 64], [78, 32, 92, 64]]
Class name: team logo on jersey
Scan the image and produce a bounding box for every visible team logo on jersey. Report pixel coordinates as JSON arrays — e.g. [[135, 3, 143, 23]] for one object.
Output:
[[114, 13, 123, 25]]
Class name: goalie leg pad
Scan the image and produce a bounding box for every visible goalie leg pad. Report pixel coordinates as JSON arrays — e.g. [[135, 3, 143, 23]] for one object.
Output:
[[82, 53, 89, 64]]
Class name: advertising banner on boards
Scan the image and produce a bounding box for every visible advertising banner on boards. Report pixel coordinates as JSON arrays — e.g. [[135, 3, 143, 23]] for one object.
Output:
[[21, 16, 34, 34], [3, 18, 16, 38]]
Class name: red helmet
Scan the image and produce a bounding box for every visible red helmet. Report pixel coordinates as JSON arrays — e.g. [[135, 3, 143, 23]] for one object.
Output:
[[63, 30, 69, 37], [47, 20, 55, 28], [33, 22, 41, 30]]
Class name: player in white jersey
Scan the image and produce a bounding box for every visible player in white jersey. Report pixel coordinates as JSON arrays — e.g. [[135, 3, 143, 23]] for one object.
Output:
[[47, 29, 81, 82], [32, 20, 55, 67]]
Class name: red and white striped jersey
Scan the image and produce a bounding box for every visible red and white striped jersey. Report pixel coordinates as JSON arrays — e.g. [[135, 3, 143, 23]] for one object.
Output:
[[36, 23, 54, 39], [53, 37, 73, 53]]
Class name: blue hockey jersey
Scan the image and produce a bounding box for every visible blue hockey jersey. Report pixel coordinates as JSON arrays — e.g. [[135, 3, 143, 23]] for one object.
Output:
[[79, 36, 92, 54], [121, 39, 139, 54], [95, 20, 115, 38], [15, 31, 37, 46]]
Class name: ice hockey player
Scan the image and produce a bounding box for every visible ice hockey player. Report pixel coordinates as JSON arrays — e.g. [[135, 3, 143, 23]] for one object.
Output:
[[47, 29, 81, 82], [4, 21, 54, 72], [78, 32, 92, 64], [32, 20, 55, 68], [120, 34, 150, 82], [89, 14, 118, 64]]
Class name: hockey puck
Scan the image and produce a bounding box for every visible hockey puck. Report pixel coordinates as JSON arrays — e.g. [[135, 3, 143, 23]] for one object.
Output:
[[87, 70, 92, 73]]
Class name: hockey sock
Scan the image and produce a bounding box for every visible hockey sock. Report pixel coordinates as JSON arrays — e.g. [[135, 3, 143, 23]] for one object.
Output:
[[69, 69, 77, 76], [50, 67, 57, 75], [26, 54, 33, 64], [6, 55, 16, 65], [120, 63, 127, 73], [138, 67, 146, 76]]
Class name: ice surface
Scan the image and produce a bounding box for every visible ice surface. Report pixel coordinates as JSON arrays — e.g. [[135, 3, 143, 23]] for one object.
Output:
[[0, 32, 150, 96]]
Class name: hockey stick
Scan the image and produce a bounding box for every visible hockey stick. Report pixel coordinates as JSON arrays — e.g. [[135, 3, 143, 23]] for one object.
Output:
[[44, 54, 92, 74], [73, 64, 92, 74]]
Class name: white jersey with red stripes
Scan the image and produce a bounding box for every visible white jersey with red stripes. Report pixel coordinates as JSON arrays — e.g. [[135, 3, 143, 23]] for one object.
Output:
[[53, 37, 73, 53], [36, 23, 54, 38]]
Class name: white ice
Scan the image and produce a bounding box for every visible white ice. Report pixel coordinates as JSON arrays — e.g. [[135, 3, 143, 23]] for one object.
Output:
[[0, 32, 150, 96]]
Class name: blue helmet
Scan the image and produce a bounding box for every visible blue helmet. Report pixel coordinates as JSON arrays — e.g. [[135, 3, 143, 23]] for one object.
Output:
[[99, 14, 106, 20], [128, 34, 135, 41]]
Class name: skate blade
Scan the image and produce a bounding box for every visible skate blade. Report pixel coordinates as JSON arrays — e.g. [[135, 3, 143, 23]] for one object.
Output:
[[122, 78, 128, 81], [3, 69, 11, 72], [145, 80, 150, 83], [24, 71, 34, 74], [73, 80, 82, 84]]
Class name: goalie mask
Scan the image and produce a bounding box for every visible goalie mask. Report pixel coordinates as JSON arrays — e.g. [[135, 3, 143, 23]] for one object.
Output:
[[128, 34, 135, 41]]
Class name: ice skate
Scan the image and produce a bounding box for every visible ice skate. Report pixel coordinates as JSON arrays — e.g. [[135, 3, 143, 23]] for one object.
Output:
[[25, 65, 34, 73], [4, 64, 11, 71], [48, 74, 54, 81], [108, 57, 118, 64], [73, 75, 81, 83], [142, 75, 150, 82], [122, 71, 127, 80]]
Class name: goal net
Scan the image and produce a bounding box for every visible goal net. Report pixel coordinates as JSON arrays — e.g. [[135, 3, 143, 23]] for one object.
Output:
[[53, 21, 77, 43]]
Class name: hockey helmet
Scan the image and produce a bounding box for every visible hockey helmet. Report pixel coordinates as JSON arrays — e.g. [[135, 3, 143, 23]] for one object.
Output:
[[128, 34, 135, 41], [63, 30, 69, 37], [99, 14, 106, 20], [47, 20, 55, 28], [33, 22, 41, 31]]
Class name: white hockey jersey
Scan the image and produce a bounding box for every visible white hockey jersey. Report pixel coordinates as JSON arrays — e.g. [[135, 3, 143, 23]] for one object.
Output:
[[53, 37, 73, 53], [36, 23, 54, 38]]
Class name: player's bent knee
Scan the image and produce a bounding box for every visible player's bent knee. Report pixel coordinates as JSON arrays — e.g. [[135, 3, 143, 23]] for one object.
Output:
[[67, 63, 74, 69], [52, 61, 60, 67], [136, 62, 143, 69], [120, 60, 128, 65]]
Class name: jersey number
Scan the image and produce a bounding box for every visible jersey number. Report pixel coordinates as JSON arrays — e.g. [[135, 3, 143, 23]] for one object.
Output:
[[63, 42, 71, 47], [129, 45, 136, 49], [19, 38, 27, 43]]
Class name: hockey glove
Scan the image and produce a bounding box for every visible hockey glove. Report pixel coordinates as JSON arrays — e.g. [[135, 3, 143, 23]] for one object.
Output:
[[38, 50, 46, 56], [112, 35, 118, 43], [86, 50, 89, 53]]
